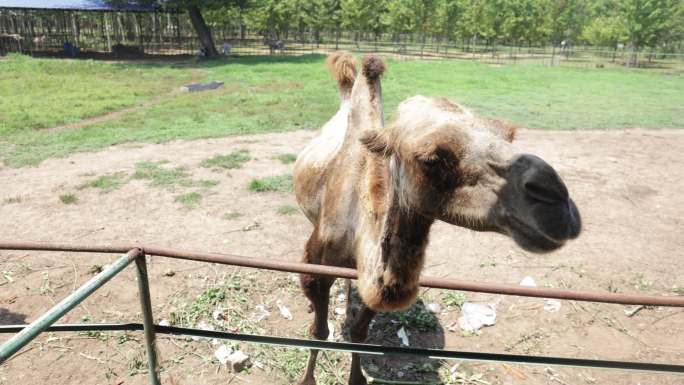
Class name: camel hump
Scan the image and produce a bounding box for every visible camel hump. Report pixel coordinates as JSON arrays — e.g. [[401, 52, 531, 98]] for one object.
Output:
[[362, 55, 386, 81], [326, 51, 357, 98]]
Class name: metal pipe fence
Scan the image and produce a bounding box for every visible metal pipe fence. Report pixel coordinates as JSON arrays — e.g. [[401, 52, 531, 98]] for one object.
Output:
[[1, 240, 683, 383]]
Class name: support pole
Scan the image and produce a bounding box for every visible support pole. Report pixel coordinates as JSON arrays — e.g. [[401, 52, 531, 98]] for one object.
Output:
[[0, 249, 141, 364], [135, 254, 161, 385]]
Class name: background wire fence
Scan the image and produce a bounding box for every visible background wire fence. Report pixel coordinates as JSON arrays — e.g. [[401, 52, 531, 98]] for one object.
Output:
[[2, 8, 683, 71]]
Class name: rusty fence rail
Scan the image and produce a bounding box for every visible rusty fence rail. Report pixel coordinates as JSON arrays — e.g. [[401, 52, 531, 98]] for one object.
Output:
[[1, 240, 683, 382]]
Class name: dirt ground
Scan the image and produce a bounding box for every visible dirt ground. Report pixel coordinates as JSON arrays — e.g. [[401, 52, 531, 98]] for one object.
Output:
[[1, 128, 683, 385]]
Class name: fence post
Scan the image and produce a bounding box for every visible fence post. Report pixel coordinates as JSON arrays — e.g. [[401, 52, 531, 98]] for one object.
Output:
[[135, 253, 161, 385]]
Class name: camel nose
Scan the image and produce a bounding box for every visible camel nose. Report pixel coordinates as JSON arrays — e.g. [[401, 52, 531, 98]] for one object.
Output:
[[519, 155, 569, 204]]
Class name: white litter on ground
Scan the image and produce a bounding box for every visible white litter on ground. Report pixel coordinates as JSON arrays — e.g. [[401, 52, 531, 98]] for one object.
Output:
[[251, 305, 270, 322], [397, 326, 410, 346], [214, 345, 232, 365], [276, 300, 293, 320], [544, 299, 562, 313], [427, 303, 442, 313], [457, 302, 497, 332], [519, 276, 537, 287]]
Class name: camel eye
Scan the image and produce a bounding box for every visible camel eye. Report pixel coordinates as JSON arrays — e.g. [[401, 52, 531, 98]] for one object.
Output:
[[416, 153, 441, 167]]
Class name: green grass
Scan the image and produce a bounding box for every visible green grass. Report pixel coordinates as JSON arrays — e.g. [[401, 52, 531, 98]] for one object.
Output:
[[277, 204, 298, 215], [249, 174, 293, 193], [200, 149, 251, 170], [2, 195, 23, 204], [79, 172, 128, 193], [1, 54, 682, 167], [132, 161, 190, 189], [442, 292, 467, 308], [0, 54, 188, 134], [223, 211, 243, 220], [174, 192, 202, 206], [59, 193, 78, 204], [275, 153, 298, 164]]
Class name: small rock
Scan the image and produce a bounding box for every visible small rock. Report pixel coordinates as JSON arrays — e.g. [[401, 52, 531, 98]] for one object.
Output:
[[519, 276, 537, 287], [226, 350, 250, 372], [163, 269, 176, 277], [158, 319, 170, 327], [213, 310, 227, 322], [214, 345, 232, 365], [427, 303, 442, 313], [544, 299, 562, 313], [334, 307, 345, 316]]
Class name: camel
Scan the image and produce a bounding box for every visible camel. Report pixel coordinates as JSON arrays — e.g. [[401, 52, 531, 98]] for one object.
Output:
[[293, 52, 581, 385]]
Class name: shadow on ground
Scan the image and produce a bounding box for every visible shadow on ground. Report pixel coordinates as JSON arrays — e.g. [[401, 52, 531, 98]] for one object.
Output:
[[0, 308, 27, 325], [344, 285, 445, 383]]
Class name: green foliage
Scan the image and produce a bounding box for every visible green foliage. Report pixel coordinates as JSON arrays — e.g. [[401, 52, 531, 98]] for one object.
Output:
[[79, 172, 128, 193], [385, 303, 439, 332], [132, 161, 189, 188], [59, 193, 78, 204], [223, 211, 243, 220], [174, 191, 202, 206], [277, 204, 298, 215], [200, 150, 251, 170], [442, 292, 467, 308], [249, 174, 294, 192], [275, 153, 298, 164]]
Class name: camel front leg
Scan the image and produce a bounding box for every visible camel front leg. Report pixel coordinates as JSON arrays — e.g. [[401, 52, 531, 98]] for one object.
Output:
[[348, 304, 377, 385], [298, 273, 334, 385]]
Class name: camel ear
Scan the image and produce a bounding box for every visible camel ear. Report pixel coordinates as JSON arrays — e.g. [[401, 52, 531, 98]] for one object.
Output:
[[360, 130, 391, 156]]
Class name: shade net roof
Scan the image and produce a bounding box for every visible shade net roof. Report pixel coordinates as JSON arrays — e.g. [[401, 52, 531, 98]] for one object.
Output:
[[0, 1, 158, 11]]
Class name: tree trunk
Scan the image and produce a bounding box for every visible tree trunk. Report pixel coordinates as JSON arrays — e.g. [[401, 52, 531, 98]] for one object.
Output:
[[187, 5, 218, 58]]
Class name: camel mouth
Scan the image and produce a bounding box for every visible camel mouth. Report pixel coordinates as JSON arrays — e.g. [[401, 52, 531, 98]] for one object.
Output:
[[507, 215, 565, 253]]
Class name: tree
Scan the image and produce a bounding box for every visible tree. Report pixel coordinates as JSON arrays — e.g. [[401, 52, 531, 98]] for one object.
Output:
[[544, 0, 589, 45], [619, 0, 681, 52], [110, 0, 248, 58]]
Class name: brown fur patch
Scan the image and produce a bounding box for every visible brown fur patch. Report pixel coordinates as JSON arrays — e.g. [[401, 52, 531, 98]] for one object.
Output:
[[326, 51, 357, 98], [359, 130, 391, 155], [482, 117, 518, 142], [362, 55, 386, 81], [434, 97, 464, 113]]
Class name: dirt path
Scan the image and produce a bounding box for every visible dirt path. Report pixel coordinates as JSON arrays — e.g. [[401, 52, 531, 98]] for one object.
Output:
[[1, 129, 683, 385]]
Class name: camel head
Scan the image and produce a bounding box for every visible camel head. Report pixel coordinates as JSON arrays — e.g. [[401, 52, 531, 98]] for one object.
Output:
[[360, 95, 581, 253]]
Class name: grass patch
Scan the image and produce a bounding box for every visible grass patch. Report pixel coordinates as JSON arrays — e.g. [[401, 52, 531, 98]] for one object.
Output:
[[133, 161, 189, 189], [201, 149, 251, 170], [174, 192, 202, 206], [79, 172, 128, 193], [0, 54, 189, 134], [2, 54, 682, 167], [442, 292, 467, 308], [223, 212, 243, 220], [277, 204, 298, 215], [59, 193, 78, 204], [383, 301, 439, 333], [249, 173, 293, 193], [195, 179, 219, 188], [2, 195, 23, 204], [275, 153, 298, 164]]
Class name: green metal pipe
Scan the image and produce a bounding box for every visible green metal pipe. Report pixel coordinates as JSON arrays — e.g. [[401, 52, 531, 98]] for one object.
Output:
[[0, 249, 141, 364], [135, 255, 161, 385]]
